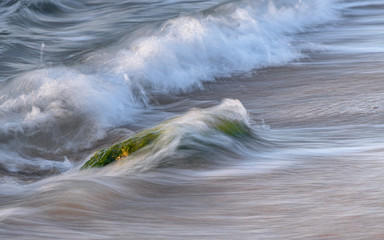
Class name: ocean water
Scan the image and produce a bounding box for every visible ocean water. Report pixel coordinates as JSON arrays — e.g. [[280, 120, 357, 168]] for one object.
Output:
[[1, 0, 384, 239]]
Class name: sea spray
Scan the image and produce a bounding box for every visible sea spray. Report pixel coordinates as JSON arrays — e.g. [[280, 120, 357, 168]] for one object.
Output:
[[106, 0, 339, 92]]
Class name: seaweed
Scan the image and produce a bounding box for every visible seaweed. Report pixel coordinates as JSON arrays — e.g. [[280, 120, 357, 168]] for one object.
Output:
[[212, 118, 251, 138], [81, 115, 251, 169], [81, 129, 161, 169]]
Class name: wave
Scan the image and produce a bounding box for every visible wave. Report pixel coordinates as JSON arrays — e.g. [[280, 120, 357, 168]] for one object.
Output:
[[0, 0, 339, 180], [0, 98, 271, 181], [79, 99, 270, 173], [0, 0, 227, 80], [104, 0, 339, 92], [1, 0, 339, 127]]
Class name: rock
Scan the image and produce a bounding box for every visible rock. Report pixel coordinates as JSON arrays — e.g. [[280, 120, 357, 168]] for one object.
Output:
[[81, 100, 252, 170], [80, 128, 161, 169]]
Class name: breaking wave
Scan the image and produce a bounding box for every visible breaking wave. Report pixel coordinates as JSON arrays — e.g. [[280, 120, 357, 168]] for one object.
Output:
[[0, 0, 339, 179]]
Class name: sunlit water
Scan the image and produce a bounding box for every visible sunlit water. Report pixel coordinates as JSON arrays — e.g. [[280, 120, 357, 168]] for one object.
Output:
[[1, 0, 384, 239]]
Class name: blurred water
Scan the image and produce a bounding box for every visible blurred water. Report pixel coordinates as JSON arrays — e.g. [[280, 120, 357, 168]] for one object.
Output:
[[0, 0, 337, 179], [2, 0, 384, 239]]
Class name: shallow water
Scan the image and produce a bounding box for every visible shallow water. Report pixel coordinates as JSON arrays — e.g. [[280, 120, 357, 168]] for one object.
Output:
[[1, 0, 384, 239]]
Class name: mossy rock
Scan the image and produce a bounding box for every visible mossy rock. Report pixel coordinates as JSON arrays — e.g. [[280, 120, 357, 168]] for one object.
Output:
[[81, 129, 161, 169], [81, 115, 251, 170], [212, 118, 251, 138]]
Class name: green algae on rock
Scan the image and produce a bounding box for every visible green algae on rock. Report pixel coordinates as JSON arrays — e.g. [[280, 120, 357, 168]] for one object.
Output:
[[81, 99, 253, 170], [81, 129, 161, 169], [80, 118, 251, 170], [212, 118, 251, 138]]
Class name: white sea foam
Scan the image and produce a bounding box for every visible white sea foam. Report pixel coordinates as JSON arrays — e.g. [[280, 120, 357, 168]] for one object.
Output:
[[0, 68, 144, 137], [0, 68, 146, 174], [106, 0, 338, 92]]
